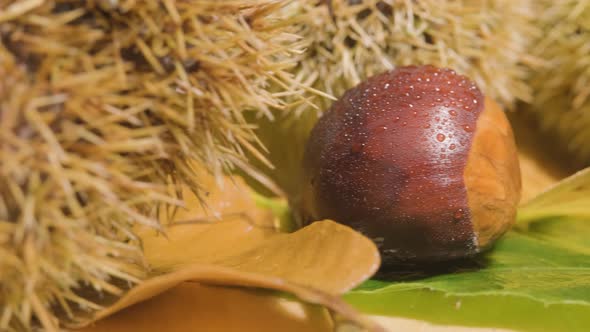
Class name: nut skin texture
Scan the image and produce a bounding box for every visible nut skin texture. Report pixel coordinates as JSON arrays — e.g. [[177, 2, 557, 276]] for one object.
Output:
[[301, 65, 521, 264], [464, 98, 521, 249]]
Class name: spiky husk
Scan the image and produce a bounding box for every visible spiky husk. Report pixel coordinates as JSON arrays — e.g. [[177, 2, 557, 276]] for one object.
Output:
[[529, 0, 590, 166], [287, 0, 537, 113], [246, 0, 539, 199], [0, 0, 303, 330]]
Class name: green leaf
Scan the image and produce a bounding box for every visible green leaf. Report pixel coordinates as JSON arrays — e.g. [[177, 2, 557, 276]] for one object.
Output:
[[517, 168, 590, 223], [252, 193, 297, 232], [345, 168, 590, 332]]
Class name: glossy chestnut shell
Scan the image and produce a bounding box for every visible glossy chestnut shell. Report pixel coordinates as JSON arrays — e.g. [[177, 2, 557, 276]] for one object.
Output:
[[300, 66, 521, 264]]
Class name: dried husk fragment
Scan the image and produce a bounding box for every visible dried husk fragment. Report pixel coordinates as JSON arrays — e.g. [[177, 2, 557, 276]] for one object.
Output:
[[288, 0, 537, 113], [528, 0, 590, 166]]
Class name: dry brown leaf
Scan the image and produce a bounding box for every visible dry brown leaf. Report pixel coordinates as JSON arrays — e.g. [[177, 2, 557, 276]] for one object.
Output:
[[142, 219, 379, 295], [74, 264, 380, 331], [140, 173, 380, 294], [80, 282, 333, 332], [71, 175, 382, 330]]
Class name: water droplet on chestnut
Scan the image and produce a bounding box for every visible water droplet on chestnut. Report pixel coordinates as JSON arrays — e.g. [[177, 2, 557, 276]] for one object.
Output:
[[300, 65, 521, 265], [454, 209, 465, 221]]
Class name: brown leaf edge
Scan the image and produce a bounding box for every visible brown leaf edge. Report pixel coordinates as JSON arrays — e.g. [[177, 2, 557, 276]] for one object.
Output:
[[68, 264, 385, 331]]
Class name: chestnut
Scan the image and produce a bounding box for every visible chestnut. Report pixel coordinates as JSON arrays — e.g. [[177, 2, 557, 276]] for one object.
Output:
[[300, 65, 521, 264]]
